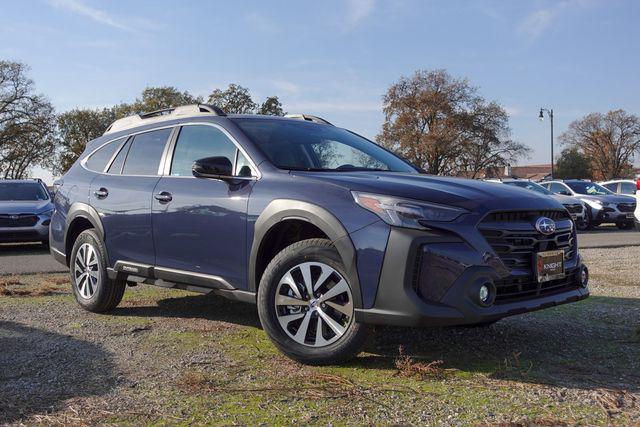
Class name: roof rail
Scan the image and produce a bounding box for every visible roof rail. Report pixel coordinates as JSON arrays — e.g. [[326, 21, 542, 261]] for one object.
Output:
[[284, 113, 333, 126], [104, 104, 226, 135]]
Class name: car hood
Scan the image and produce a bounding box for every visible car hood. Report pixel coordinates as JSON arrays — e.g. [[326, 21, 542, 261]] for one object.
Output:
[[575, 194, 635, 204], [551, 194, 583, 205], [294, 172, 564, 212], [0, 200, 52, 215]]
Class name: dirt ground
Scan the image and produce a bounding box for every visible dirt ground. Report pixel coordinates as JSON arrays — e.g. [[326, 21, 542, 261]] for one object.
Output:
[[1, 247, 639, 426]]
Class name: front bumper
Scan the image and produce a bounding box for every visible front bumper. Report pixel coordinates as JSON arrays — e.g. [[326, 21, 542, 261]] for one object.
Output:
[[355, 226, 588, 327], [0, 222, 49, 243]]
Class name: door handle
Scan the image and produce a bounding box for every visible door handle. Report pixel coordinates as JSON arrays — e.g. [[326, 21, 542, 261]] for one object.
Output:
[[94, 188, 109, 199], [154, 191, 173, 203]]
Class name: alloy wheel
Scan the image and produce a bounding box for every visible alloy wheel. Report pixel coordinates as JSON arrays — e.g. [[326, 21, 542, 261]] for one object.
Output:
[[74, 243, 100, 299], [274, 261, 353, 347]]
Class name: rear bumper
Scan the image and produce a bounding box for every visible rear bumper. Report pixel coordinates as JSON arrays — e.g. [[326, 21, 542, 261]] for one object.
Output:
[[354, 227, 588, 327]]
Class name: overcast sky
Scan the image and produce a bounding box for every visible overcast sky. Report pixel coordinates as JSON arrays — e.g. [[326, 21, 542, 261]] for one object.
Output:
[[1, 0, 639, 182]]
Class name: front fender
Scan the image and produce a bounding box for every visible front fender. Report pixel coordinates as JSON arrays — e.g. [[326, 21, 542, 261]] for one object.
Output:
[[249, 199, 363, 309]]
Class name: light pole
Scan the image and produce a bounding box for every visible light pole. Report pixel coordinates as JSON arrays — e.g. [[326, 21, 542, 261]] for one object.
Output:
[[539, 108, 554, 179]]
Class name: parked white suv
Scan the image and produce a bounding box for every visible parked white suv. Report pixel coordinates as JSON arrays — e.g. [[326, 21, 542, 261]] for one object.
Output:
[[599, 179, 638, 196]]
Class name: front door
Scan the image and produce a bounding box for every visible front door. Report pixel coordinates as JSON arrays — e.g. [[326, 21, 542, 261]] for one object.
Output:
[[151, 124, 256, 289], [89, 127, 172, 266]]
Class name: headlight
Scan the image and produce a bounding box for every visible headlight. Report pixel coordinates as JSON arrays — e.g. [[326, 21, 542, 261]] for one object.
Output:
[[352, 192, 467, 229], [582, 199, 603, 210]]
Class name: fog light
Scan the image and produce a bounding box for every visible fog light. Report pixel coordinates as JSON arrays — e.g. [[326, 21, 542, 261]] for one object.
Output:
[[479, 285, 490, 303], [580, 266, 589, 288]]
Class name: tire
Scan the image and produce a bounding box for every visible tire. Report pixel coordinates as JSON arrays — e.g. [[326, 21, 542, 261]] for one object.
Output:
[[257, 238, 368, 365], [69, 229, 126, 313], [579, 209, 593, 231]]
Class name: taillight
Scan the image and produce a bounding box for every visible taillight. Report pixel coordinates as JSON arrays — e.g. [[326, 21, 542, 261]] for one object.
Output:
[[637, 178, 640, 191]]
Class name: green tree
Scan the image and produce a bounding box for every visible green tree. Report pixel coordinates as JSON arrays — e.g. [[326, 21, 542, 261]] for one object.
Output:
[[207, 84, 257, 114], [554, 147, 593, 180], [0, 60, 57, 179], [378, 69, 529, 177], [52, 108, 116, 175], [258, 96, 285, 116]]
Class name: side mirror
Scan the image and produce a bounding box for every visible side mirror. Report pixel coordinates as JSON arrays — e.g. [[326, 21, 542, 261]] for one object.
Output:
[[192, 156, 233, 180]]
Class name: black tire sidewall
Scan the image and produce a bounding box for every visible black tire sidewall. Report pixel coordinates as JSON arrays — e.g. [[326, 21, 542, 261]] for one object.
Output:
[[69, 230, 112, 312], [257, 239, 367, 365]]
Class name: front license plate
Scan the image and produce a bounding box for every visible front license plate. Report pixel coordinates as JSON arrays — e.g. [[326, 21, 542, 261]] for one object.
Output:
[[536, 250, 565, 283], [626, 212, 635, 219], [570, 213, 578, 220]]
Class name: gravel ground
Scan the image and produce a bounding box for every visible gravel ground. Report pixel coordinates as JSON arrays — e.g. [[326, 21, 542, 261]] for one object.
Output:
[[0, 247, 638, 425]]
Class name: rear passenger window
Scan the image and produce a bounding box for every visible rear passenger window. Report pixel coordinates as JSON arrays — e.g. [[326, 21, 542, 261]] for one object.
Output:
[[85, 138, 125, 172], [122, 128, 171, 176], [620, 182, 635, 194], [603, 183, 617, 192], [170, 125, 238, 176], [107, 139, 130, 174]]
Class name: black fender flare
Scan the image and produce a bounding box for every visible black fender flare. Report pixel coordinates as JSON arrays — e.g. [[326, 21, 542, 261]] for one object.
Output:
[[64, 202, 105, 259], [249, 199, 362, 309]]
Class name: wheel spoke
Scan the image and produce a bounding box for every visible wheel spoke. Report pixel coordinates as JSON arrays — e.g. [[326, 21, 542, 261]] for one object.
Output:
[[78, 276, 87, 298], [315, 317, 329, 346], [299, 263, 314, 298], [318, 279, 348, 303], [317, 308, 346, 336], [326, 300, 353, 317], [313, 264, 334, 292], [89, 270, 99, 280], [279, 272, 302, 299], [293, 311, 312, 343], [275, 294, 308, 306]]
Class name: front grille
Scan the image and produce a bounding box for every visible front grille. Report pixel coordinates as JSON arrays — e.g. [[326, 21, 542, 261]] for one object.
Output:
[[493, 270, 579, 304], [563, 203, 583, 214], [617, 203, 636, 213], [479, 228, 575, 271], [0, 214, 38, 228], [479, 210, 578, 304], [483, 210, 570, 222]]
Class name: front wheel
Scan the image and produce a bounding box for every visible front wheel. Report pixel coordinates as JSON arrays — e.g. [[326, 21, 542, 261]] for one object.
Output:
[[257, 239, 368, 365]]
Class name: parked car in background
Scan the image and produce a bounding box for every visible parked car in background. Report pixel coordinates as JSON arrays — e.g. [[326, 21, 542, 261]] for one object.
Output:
[[540, 180, 636, 230], [486, 178, 587, 230], [0, 179, 53, 246], [49, 104, 589, 364], [599, 179, 638, 196], [635, 178, 640, 231]]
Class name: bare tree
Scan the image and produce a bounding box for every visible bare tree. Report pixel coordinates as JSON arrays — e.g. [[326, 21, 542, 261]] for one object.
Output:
[[560, 109, 640, 180], [0, 60, 57, 179], [378, 69, 529, 176]]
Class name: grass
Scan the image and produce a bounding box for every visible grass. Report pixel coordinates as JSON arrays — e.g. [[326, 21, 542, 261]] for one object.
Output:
[[1, 266, 639, 425]]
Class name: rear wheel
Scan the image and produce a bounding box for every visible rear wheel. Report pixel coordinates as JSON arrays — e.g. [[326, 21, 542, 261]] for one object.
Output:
[[70, 229, 125, 313], [257, 239, 368, 365]]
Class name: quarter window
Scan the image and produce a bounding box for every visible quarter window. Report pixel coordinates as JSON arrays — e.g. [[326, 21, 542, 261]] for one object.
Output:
[[121, 128, 171, 176], [620, 182, 635, 195], [85, 138, 126, 172], [170, 125, 238, 177]]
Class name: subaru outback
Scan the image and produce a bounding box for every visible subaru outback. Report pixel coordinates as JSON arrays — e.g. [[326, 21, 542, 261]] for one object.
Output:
[[50, 104, 589, 364]]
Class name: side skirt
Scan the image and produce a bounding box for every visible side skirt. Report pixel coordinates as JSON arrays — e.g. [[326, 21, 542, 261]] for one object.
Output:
[[108, 261, 256, 305]]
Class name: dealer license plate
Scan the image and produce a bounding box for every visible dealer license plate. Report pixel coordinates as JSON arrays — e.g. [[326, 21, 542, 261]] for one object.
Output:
[[626, 213, 635, 219], [535, 250, 565, 283]]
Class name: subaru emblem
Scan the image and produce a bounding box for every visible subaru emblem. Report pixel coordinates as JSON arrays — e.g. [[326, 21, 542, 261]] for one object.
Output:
[[535, 217, 556, 235]]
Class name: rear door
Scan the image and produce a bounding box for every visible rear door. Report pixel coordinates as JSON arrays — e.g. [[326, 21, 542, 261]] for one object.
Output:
[[151, 124, 256, 289], [89, 127, 173, 266]]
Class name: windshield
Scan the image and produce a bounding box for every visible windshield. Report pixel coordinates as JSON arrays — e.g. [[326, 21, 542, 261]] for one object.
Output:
[[566, 181, 613, 196], [0, 182, 49, 201], [232, 118, 418, 173], [503, 181, 552, 195]]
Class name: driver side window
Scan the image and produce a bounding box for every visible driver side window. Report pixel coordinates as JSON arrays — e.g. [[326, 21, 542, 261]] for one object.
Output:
[[170, 125, 240, 177]]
